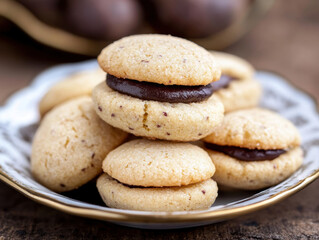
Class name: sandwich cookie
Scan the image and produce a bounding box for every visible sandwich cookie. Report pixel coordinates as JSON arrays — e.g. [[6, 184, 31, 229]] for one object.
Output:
[[39, 68, 104, 116], [210, 51, 262, 112], [32, 97, 128, 192], [93, 34, 224, 141], [203, 108, 303, 190], [97, 139, 218, 211]]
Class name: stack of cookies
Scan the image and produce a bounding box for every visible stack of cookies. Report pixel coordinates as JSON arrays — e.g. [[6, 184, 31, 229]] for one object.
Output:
[[93, 34, 225, 211], [97, 139, 218, 211], [31, 34, 303, 212]]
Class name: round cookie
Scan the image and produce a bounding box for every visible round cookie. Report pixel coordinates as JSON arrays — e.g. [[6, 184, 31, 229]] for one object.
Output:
[[204, 108, 301, 150], [98, 34, 221, 86], [211, 51, 254, 79], [210, 51, 261, 112], [214, 79, 261, 113], [31, 97, 128, 192], [97, 174, 218, 212], [103, 139, 215, 187], [206, 147, 303, 190], [92, 82, 224, 141], [39, 68, 105, 116]]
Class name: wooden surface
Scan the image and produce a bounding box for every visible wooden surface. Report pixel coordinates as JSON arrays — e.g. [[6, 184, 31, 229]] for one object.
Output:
[[0, 0, 319, 239]]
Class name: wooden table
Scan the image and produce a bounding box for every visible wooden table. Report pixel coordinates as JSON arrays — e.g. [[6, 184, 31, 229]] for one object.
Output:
[[0, 0, 318, 238]]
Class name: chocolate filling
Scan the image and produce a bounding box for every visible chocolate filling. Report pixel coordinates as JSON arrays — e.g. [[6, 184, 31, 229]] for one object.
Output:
[[205, 143, 286, 161], [106, 74, 212, 103], [106, 74, 236, 103]]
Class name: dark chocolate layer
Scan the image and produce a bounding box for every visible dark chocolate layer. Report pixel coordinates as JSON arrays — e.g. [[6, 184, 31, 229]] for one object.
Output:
[[205, 143, 286, 161], [107, 74, 217, 103]]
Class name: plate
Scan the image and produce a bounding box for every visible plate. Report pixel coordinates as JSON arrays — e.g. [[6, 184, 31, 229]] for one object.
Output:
[[0, 60, 319, 229]]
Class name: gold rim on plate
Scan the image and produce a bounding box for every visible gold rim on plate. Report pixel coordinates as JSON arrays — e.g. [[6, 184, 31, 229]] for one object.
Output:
[[1, 161, 318, 224]]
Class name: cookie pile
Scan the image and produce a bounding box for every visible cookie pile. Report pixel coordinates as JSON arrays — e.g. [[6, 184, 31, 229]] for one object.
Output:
[[31, 34, 303, 212], [97, 139, 218, 211]]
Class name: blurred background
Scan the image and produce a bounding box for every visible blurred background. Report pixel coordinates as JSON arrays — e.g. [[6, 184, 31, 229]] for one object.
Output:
[[0, 0, 318, 103]]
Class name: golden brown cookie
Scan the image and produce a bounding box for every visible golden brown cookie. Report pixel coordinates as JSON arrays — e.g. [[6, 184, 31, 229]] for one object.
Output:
[[98, 34, 221, 86], [92, 83, 224, 141], [31, 97, 127, 192], [103, 139, 215, 187], [204, 108, 300, 150], [39, 68, 104, 116], [210, 51, 261, 112], [206, 147, 303, 190], [203, 108, 302, 190], [97, 174, 218, 212]]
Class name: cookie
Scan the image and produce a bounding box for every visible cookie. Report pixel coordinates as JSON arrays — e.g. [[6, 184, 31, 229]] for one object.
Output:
[[92, 82, 224, 141], [103, 139, 215, 187], [204, 108, 302, 190], [204, 108, 300, 150], [206, 147, 303, 190], [31, 97, 127, 192], [210, 51, 261, 112], [97, 174, 218, 212], [98, 34, 221, 86], [211, 51, 254, 79], [39, 68, 105, 116]]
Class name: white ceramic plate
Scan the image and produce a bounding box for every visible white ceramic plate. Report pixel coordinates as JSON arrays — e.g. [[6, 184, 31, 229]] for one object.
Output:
[[0, 60, 318, 229]]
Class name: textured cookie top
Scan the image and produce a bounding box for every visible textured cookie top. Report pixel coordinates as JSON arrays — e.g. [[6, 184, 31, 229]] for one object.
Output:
[[204, 108, 300, 150], [103, 139, 215, 187], [98, 34, 221, 86], [31, 97, 127, 192], [39, 68, 105, 116], [210, 51, 254, 79]]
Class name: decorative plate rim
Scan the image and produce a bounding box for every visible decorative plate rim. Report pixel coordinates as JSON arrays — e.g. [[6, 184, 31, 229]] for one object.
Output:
[[0, 62, 318, 225], [1, 168, 319, 223]]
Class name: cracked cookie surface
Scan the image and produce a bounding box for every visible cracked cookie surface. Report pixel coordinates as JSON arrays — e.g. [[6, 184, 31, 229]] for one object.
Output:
[[31, 97, 127, 192], [97, 173, 218, 211], [103, 139, 215, 187], [92, 82, 224, 141]]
